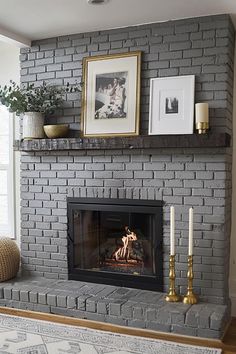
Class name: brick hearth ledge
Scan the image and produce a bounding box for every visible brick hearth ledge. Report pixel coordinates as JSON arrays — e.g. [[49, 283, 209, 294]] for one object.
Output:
[[0, 276, 229, 339]]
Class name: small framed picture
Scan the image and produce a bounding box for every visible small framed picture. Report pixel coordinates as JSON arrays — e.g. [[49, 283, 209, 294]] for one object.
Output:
[[148, 75, 195, 135], [81, 51, 141, 137]]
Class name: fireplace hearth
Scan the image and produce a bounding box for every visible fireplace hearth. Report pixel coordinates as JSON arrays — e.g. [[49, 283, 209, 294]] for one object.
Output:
[[68, 198, 163, 291]]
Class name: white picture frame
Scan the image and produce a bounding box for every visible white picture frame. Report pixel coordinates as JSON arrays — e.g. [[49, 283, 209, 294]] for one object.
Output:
[[81, 51, 141, 137], [148, 75, 195, 135]]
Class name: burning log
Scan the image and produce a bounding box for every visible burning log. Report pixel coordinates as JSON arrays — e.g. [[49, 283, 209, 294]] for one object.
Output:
[[112, 226, 137, 262]]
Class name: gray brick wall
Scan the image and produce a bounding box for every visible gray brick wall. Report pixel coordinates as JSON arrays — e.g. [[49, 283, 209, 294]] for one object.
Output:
[[19, 15, 234, 305], [20, 147, 232, 304], [20, 14, 234, 135]]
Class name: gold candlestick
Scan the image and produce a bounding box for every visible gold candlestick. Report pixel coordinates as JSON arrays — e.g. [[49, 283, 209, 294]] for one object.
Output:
[[195, 121, 209, 134], [165, 255, 181, 302], [183, 255, 198, 304]]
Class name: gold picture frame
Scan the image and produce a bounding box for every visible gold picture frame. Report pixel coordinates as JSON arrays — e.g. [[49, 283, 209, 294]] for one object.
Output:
[[81, 51, 141, 138]]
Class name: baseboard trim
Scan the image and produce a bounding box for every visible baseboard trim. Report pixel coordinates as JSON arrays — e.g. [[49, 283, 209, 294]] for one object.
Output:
[[0, 306, 223, 348], [230, 294, 236, 316]]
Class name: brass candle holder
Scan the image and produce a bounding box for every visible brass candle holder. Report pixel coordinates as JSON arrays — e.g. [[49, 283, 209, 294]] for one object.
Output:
[[165, 255, 181, 302], [195, 121, 209, 134], [183, 255, 198, 304]]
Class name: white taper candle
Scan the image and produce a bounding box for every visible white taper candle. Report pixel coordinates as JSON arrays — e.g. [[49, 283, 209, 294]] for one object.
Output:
[[170, 206, 175, 255], [189, 207, 193, 256]]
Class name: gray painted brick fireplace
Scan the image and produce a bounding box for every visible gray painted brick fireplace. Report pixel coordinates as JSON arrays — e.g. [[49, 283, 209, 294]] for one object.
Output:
[[19, 14, 234, 306]]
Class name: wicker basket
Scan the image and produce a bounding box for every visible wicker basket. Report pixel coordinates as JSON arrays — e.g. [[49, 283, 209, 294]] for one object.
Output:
[[0, 237, 20, 282]]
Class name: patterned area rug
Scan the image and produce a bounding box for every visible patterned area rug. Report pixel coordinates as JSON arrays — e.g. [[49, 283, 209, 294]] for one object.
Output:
[[0, 314, 222, 354]]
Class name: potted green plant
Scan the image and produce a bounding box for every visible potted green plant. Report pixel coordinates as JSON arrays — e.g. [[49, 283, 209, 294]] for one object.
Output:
[[0, 81, 79, 139]]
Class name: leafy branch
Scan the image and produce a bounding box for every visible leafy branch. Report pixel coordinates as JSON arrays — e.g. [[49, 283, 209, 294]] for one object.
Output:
[[0, 81, 81, 116]]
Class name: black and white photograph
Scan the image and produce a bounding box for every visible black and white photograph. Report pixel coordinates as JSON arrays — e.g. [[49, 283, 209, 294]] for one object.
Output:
[[95, 71, 128, 119], [82, 51, 141, 137], [149, 75, 195, 135], [165, 96, 179, 114]]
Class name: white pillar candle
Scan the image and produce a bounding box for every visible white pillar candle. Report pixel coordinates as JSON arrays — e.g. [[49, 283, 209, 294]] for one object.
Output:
[[195, 103, 209, 123], [170, 206, 175, 255], [189, 207, 193, 256]]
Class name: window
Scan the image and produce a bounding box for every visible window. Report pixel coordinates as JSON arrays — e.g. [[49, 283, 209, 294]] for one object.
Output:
[[0, 106, 15, 237]]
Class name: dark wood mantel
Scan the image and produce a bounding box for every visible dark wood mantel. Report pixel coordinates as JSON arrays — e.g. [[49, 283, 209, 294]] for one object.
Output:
[[14, 132, 231, 152]]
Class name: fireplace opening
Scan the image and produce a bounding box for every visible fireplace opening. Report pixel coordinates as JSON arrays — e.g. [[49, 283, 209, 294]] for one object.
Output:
[[68, 198, 163, 291]]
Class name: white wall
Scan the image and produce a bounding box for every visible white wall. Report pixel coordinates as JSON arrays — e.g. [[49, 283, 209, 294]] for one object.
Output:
[[0, 41, 20, 244], [229, 40, 236, 317], [0, 41, 20, 86]]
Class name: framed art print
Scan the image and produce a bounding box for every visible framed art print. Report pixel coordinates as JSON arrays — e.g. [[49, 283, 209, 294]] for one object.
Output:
[[81, 51, 141, 137], [148, 75, 195, 135]]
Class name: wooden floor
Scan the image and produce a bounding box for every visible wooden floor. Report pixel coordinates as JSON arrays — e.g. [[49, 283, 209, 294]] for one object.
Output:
[[222, 318, 236, 354], [0, 307, 235, 353]]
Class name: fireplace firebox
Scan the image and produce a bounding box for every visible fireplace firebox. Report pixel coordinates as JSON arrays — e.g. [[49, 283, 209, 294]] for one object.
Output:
[[68, 198, 163, 291]]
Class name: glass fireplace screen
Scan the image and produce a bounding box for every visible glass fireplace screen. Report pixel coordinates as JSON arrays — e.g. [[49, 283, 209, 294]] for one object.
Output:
[[73, 210, 155, 276], [68, 198, 163, 291]]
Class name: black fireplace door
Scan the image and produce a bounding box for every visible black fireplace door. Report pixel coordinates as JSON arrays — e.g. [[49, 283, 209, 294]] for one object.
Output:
[[68, 198, 163, 291]]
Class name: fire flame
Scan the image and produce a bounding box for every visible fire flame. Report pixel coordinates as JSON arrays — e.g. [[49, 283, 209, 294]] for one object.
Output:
[[113, 226, 137, 262]]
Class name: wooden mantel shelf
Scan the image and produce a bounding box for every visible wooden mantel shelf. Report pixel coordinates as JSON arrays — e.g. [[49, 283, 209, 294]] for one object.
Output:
[[14, 132, 231, 152]]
